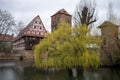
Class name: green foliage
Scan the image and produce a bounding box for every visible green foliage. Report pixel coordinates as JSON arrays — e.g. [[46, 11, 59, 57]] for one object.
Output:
[[34, 22, 101, 70]]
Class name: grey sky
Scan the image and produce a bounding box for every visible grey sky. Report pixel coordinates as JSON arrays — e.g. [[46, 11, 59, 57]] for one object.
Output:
[[0, 0, 120, 32]]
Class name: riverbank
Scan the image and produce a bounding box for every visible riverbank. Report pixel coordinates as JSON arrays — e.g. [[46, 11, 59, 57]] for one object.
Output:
[[0, 50, 34, 60]]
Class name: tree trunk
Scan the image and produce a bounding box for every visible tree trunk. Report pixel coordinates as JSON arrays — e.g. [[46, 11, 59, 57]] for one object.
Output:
[[68, 68, 78, 78]]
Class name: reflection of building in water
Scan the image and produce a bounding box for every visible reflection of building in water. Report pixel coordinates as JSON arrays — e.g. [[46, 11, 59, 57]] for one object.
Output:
[[0, 61, 23, 80]]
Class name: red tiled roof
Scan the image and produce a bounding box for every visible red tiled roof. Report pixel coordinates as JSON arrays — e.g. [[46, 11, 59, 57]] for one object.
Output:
[[24, 34, 45, 37], [14, 15, 47, 41], [51, 8, 71, 17]]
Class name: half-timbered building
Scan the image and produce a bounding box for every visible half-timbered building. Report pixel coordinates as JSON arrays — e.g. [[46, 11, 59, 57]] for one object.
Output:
[[13, 15, 47, 50]]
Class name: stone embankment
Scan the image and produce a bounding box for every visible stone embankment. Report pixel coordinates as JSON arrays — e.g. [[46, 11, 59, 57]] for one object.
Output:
[[0, 50, 34, 60], [0, 54, 21, 60]]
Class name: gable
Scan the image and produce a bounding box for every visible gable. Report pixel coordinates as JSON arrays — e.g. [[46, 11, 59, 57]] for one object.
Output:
[[51, 8, 71, 17], [24, 15, 46, 37], [15, 15, 47, 41]]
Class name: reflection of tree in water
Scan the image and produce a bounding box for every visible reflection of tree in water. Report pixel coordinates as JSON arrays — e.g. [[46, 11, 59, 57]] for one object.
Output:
[[1, 61, 120, 80], [40, 68, 120, 80], [23, 67, 120, 80], [0, 61, 23, 80], [45, 70, 68, 80], [100, 68, 120, 80], [83, 69, 102, 80]]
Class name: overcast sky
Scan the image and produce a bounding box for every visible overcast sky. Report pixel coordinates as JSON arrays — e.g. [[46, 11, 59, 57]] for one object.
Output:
[[0, 0, 120, 32]]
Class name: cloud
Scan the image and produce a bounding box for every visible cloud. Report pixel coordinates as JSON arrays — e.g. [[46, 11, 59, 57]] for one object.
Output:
[[0, 0, 79, 32], [0, 0, 120, 32]]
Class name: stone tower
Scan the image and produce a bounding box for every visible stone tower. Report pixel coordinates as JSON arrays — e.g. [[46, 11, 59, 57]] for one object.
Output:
[[98, 21, 118, 48], [98, 21, 119, 65], [51, 9, 72, 32]]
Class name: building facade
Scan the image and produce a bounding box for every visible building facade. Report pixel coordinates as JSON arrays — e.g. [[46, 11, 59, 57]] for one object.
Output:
[[98, 21, 120, 65], [13, 9, 72, 50], [0, 34, 14, 52], [51, 8, 72, 32], [13, 15, 47, 50]]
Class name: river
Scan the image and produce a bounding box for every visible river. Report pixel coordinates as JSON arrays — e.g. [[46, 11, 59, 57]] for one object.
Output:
[[0, 60, 120, 80]]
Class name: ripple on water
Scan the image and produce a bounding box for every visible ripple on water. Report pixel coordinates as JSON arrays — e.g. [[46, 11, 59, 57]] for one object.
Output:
[[0, 62, 16, 67]]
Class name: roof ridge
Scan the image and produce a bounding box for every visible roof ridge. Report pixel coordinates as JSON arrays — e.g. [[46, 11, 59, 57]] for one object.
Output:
[[51, 8, 71, 17], [14, 15, 47, 41], [98, 21, 119, 28]]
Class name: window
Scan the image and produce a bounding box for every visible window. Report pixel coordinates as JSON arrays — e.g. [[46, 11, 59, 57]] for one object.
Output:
[[32, 31, 35, 34], [40, 27, 42, 29], [32, 38, 35, 40], [36, 32, 39, 34], [30, 44, 32, 47], [35, 21, 37, 23], [34, 26, 36, 29], [41, 32, 44, 35], [27, 31, 30, 34]]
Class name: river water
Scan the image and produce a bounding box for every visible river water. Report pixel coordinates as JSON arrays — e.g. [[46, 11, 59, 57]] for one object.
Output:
[[0, 60, 120, 80]]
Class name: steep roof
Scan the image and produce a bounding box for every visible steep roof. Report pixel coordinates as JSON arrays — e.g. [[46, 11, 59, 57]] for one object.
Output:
[[98, 21, 119, 28], [14, 15, 47, 41], [51, 8, 71, 17]]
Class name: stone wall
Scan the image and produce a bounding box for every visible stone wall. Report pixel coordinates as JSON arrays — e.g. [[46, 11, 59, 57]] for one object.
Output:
[[98, 21, 120, 66], [14, 50, 34, 59]]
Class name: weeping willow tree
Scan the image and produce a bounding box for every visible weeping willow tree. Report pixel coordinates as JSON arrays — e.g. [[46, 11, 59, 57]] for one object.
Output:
[[34, 22, 101, 70]]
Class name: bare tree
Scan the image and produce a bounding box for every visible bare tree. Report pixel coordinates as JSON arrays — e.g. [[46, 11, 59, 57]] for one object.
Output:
[[73, 0, 97, 26], [13, 21, 25, 36], [0, 9, 15, 38], [107, 1, 118, 24], [0, 9, 15, 52], [107, 1, 113, 21]]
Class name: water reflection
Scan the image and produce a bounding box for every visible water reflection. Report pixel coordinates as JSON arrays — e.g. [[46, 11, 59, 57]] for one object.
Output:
[[100, 68, 120, 80], [0, 61, 23, 80], [83, 69, 102, 80], [0, 61, 120, 80]]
